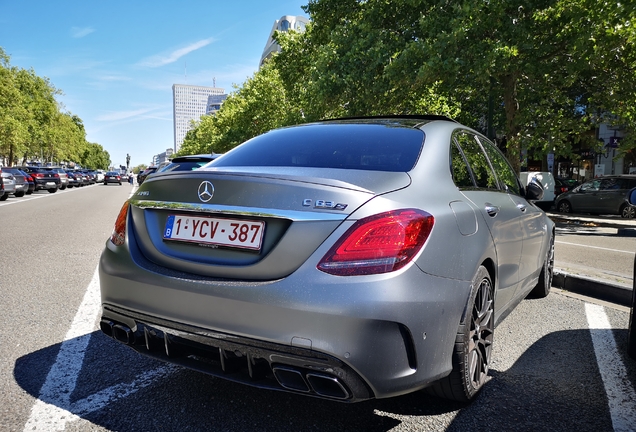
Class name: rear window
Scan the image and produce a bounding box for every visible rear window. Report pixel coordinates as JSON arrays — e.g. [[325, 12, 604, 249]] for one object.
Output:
[[160, 161, 209, 172], [211, 123, 425, 172]]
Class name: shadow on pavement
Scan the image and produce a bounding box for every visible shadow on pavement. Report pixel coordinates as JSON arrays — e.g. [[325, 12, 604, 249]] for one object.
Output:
[[14, 327, 635, 431]]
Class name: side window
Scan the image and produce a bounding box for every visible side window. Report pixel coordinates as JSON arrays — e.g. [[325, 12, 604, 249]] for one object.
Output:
[[450, 139, 475, 188], [580, 180, 600, 191], [601, 178, 621, 190], [478, 136, 521, 195], [454, 132, 498, 190]]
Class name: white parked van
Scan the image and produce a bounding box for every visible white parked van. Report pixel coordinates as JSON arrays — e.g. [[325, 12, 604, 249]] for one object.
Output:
[[520, 171, 555, 211]]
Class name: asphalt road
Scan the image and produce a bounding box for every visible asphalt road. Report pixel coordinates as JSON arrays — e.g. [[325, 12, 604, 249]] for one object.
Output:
[[555, 222, 636, 286], [1, 186, 635, 432]]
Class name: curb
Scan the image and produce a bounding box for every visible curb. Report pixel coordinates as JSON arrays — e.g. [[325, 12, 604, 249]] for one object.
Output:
[[553, 270, 633, 307]]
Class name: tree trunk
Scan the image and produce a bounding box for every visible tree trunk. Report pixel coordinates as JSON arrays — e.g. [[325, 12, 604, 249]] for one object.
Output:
[[502, 73, 522, 173]]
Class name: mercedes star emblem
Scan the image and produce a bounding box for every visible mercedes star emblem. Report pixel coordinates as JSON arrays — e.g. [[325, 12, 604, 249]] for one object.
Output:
[[197, 181, 214, 202]]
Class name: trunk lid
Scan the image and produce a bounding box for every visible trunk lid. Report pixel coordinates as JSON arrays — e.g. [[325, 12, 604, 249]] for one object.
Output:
[[129, 167, 411, 280]]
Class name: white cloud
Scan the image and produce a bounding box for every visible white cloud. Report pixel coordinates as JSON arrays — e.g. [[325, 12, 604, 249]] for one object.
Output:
[[71, 27, 95, 38], [97, 74, 132, 82], [96, 107, 158, 122], [138, 38, 215, 68]]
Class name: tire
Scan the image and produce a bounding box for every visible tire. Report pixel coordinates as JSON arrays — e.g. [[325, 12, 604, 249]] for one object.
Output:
[[528, 231, 554, 298], [557, 200, 572, 213], [428, 265, 494, 402], [620, 204, 635, 219], [48, 188, 57, 193], [0, 193, 8, 201], [15, 191, 25, 198], [60, 185, 67, 190]]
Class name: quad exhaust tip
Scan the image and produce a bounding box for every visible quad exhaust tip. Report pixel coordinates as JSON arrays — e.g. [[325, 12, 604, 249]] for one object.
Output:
[[101, 319, 352, 400], [100, 319, 135, 345], [273, 366, 350, 400]]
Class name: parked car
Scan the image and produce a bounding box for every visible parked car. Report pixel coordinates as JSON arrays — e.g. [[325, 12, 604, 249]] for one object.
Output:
[[75, 170, 89, 186], [65, 171, 79, 188], [153, 153, 222, 176], [99, 116, 553, 403], [555, 175, 636, 218], [47, 167, 68, 190], [0, 172, 16, 200], [1, 167, 28, 197], [554, 177, 580, 199], [95, 170, 106, 182], [103, 171, 122, 185], [84, 170, 97, 184], [520, 171, 555, 211], [136, 166, 158, 185], [17, 166, 60, 193], [19, 169, 35, 194]]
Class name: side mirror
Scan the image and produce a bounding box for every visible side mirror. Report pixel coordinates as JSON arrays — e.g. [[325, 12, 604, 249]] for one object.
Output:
[[525, 178, 545, 201], [628, 187, 636, 205]]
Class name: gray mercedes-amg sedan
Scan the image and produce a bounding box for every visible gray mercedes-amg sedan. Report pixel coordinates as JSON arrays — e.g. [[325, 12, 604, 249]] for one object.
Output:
[[99, 116, 554, 403]]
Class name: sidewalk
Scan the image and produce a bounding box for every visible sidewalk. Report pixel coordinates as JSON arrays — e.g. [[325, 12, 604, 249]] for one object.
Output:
[[548, 211, 635, 307]]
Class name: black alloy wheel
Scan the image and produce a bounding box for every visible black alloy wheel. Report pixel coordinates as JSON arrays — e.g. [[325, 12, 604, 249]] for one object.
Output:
[[557, 200, 572, 213], [621, 204, 636, 219], [529, 232, 554, 298], [428, 266, 494, 401]]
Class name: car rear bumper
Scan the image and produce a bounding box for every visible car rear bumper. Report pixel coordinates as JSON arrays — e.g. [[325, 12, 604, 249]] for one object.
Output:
[[99, 234, 472, 401], [34, 180, 60, 190]]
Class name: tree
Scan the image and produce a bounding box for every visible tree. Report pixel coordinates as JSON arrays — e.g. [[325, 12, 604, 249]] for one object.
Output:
[[80, 142, 111, 170], [0, 49, 30, 165], [0, 46, 108, 167], [178, 61, 300, 155], [289, 0, 636, 172]]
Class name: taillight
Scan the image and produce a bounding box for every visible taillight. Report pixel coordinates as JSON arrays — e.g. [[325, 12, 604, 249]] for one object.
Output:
[[317, 209, 434, 276], [110, 201, 130, 246], [33, 173, 43, 178]]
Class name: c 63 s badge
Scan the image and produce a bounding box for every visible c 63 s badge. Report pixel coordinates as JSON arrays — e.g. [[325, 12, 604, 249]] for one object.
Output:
[[303, 199, 348, 210]]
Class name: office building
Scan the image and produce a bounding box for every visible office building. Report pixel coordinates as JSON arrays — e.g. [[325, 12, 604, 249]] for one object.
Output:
[[260, 15, 309, 66], [206, 94, 228, 115], [173, 84, 225, 152]]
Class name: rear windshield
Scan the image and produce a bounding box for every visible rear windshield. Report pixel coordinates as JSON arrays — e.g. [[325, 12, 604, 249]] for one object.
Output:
[[211, 123, 425, 172], [160, 161, 209, 173]]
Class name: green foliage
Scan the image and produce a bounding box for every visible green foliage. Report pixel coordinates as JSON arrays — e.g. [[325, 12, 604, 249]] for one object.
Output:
[[0, 47, 109, 167], [80, 142, 111, 170], [178, 61, 301, 155], [277, 0, 634, 172]]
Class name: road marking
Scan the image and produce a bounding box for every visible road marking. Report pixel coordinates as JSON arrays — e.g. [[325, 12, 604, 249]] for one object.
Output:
[[23, 185, 168, 431], [0, 184, 98, 207], [556, 240, 634, 254], [585, 303, 636, 432]]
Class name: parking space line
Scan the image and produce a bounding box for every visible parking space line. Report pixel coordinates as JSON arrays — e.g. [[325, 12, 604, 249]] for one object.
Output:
[[556, 240, 634, 254], [585, 303, 636, 432], [22, 221, 169, 431]]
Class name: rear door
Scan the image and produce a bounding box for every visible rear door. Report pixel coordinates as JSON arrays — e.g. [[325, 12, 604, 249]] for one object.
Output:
[[452, 131, 523, 309]]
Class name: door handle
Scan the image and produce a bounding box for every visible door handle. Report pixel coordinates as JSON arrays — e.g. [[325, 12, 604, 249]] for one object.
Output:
[[485, 204, 499, 217]]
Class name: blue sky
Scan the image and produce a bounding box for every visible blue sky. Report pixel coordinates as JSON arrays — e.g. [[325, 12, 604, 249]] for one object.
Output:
[[0, 1, 308, 169]]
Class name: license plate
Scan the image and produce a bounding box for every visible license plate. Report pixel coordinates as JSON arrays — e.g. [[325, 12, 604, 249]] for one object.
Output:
[[46, 181, 55, 186], [163, 215, 265, 250]]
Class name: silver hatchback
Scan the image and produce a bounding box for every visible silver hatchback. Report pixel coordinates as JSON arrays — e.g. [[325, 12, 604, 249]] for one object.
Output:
[[99, 116, 554, 403]]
